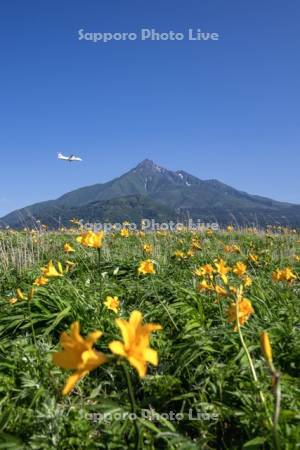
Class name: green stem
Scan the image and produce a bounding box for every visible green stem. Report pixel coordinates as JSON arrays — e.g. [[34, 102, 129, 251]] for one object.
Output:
[[97, 248, 102, 284], [97, 248, 103, 317], [27, 300, 37, 347], [266, 359, 281, 450], [122, 364, 142, 450], [217, 295, 224, 323], [235, 300, 273, 428], [27, 299, 42, 365], [272, 371, 281, 450], [151, 278, 178, 331]]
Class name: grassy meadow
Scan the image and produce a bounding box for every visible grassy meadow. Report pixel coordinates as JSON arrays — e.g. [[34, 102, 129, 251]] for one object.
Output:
[[0, 226, 299, 449]]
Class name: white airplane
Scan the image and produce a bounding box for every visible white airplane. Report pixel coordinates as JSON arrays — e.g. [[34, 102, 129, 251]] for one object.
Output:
[[58, 152, 82, 162]]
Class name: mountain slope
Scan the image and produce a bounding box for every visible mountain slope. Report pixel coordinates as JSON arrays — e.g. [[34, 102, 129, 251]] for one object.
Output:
[[1, 159, 300, 228]]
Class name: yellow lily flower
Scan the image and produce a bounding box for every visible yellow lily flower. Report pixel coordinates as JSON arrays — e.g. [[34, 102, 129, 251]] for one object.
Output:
[[41, 260, 63, 277], [242, 275, 253, 287], [15, 287, 35, 301], [194, 264, 215, 278], [53, 322, 107, 395], [215, 285, 227, 296], [197, 279, 214, 292], [143, 243, 152, 254], [64, 243, 75, 253], [173, 250, 186, 260], [191, 238, 201, 250], [33, 276, 49, 286], [249, 253, 259, 263], [214, 259, 230, 284], [224, 244, 240, 254], [104, 296, 120, 314], [233, 262, 247, 277], [272, 267, 296, 282], [76, 230, 104, 249], [138, 259, 156, 275], [120, 228, 130, 238], [109, 310, 162, 378], [227, 297, 254, 330]]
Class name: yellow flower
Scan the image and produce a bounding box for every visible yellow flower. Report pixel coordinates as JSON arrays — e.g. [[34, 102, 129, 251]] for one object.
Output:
[[197, 279, 214, 292], [227, 297, 254, 329], [260, 331, 273, 366], [143, 243, 152, 254], [249, 253, 259, 263], [271, 269, 281, 282], [52, 322, 107, 395], [138, 259, 156, 275], [33, 276, 49, 286], [9, 297, 18, 305], [272, 267, 296, 282], [233, 262, 247, 277], [64, 243, 75, 253], [215, 285, 227, 296], [173, 250, 186, 260], [186, 249, 195, 258], [57, 261, 64, 275], [224, 244, 240, 254], [242, 275, 253, 287], [193, 268, 203, 277], [194, 264, 215, 278], [227, 225, 234, 232], [41, 260, 63, 277], [120, 228, 130, 238], [214, 259, 230, 284], [108, 310, 162, 378], [15, 287, 35, 301], [76, 230, 104, 249], [104, 296, 120, 314], [191, 238, 201, 250], [294, 255, 300, 262]]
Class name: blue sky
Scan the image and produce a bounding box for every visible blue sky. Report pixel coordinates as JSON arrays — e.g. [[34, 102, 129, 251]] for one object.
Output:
[[0, 0, 299, 216]]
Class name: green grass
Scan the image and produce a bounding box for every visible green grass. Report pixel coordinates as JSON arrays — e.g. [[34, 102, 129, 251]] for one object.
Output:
[[0, 228, 299, 449]]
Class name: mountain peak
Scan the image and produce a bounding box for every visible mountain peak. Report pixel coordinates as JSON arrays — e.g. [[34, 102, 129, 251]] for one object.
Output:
[[136, 159, 156, 168], [139, 158, 155, 165], [134, 159, 166, 173]]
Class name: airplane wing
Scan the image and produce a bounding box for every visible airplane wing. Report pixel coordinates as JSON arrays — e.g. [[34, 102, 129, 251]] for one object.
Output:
[[69, 155, 82, 161]]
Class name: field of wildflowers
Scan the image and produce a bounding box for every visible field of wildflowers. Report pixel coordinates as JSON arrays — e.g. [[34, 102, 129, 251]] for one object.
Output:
[[0, 225, 299, 449]]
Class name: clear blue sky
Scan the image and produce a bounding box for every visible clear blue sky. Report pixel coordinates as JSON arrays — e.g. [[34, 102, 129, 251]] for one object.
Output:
[[0, 0, 299, 216]]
